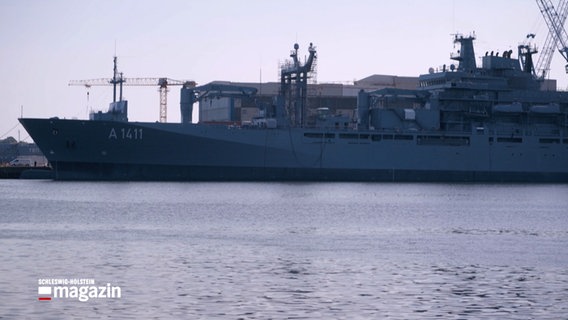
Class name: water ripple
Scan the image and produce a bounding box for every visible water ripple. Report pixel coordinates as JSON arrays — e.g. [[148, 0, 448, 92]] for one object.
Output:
[[1, 181, 567, 318]]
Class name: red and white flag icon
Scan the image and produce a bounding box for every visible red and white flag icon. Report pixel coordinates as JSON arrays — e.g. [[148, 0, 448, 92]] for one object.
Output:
[[38, 286, 52, 301]]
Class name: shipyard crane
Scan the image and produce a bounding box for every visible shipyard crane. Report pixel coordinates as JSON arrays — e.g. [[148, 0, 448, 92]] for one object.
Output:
[[69, 57, 196, 123], [536, 0, 568, 75], [534, 0, 568, 78]]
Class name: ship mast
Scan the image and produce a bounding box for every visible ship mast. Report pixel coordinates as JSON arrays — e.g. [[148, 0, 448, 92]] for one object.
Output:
[[280, 43, 317, 127], [451, 34, 477, 72], [518, 37, 538, 75], [110, 56, 124, 103]]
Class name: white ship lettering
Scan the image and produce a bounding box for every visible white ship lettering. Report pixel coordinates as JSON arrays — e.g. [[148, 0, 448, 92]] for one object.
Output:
[[108, 128, 143, 140]]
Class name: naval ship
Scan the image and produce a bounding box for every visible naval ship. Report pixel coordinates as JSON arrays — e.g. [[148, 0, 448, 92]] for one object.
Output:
[[20, 35, 568, 181]]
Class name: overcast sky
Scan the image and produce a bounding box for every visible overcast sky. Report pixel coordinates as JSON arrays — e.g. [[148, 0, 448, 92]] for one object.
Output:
[[0, 0, 561, 141]]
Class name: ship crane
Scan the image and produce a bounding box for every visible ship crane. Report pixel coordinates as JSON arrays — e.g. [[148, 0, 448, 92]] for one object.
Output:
[[69, 57, 196, 123], [536, 0, 568, 75]]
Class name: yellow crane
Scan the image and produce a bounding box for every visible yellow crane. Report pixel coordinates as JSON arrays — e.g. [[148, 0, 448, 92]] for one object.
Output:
[[69, 57, 196, 123]]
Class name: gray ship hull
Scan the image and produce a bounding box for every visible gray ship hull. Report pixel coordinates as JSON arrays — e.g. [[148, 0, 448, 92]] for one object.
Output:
[[17, 36, 568, 182], [19, 118, 568, 182]]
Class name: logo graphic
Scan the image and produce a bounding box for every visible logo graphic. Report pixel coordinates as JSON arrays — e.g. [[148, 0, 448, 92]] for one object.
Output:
[[37, 278, 121, 302], [37, 286, 52, 301]]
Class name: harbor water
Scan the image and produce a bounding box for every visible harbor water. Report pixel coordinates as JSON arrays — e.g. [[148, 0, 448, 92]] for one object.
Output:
[[1, 180, 567, 319]]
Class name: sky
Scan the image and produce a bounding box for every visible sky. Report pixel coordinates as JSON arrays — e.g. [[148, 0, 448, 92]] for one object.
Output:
[[0, 0, 562, 141]]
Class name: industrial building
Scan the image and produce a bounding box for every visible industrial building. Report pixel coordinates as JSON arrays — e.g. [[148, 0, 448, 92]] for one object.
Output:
[[198, 74, 420, 125]]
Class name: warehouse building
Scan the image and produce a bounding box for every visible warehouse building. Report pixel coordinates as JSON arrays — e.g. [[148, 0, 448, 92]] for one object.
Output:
[[198, 74, 420, 124]]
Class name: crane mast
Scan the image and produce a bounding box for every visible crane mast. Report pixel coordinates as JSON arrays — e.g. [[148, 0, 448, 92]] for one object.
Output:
[[536, 0, 568, 78], [537, 0, 568, 74], [535, 0, 568, 77]]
